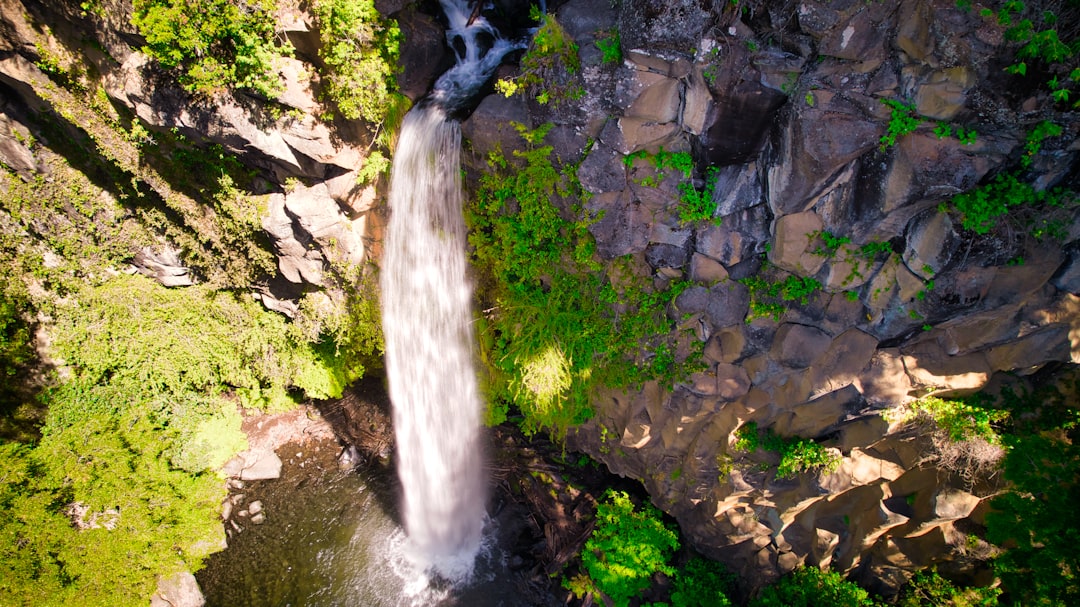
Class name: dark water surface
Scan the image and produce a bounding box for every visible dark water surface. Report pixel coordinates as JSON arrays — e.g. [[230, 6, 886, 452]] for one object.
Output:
[[196, 439, 558, 607]]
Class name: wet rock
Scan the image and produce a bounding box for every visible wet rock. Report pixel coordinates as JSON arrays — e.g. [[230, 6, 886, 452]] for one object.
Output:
[[461, 93, 530, 165], [696, 43, 789, 165], [397, 9, 451, 102], [711, 162, 765, 217]]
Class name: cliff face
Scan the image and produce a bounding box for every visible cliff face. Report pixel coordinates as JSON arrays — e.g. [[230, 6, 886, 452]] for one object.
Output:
[[457, 0, 1080, 593], [2, 0, 1078, 598]]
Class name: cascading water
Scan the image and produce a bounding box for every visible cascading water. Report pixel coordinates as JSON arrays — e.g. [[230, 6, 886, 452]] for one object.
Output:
[[381, 0, 530, 584]]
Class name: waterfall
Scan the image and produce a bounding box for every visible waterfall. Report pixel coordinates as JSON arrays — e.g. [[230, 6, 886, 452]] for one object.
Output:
[[381, 0, 528, 582]]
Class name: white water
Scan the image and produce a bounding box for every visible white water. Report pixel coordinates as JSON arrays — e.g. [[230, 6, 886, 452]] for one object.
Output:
[[381, 0, 528, 583]]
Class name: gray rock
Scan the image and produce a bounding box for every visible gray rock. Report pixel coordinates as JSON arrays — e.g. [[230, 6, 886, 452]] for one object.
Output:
[[902, 210, 959, 279], [222, 449, 283, 481], [132, 246, 194, 287], [578, 143, 628, 195], [151, 572, 205, 607], [711, 162, 765, 218], [585, 190, 650, 259]]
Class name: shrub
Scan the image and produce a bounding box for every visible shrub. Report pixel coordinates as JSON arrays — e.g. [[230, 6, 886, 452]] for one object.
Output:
[[570, 490, 680, 607], [897, 568, 1000, 607], [595, 29, 622, 64], [750, 567, 877, 607], [670, 556, 736, 607], [910, 396, 1009, 444], [131, 0, 288, 98], [736, 423, 840, 479], [311, 0, 402, 124], [942, 172, 1075, 237], [880, 99, 923, 149], [986, 432, 1080, 606]]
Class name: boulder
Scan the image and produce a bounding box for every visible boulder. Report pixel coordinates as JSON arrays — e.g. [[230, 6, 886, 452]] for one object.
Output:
[[902, 210, 959, 279], [221, 449, 283, 481], [769, 211, 826, 276], [771, 323, 833, 369], [397, 9, 451, 102], [577, 142, 628, 195], [151, 572, 205, 607], [132, 246, 194, 287], [461, 93, 530, 165]]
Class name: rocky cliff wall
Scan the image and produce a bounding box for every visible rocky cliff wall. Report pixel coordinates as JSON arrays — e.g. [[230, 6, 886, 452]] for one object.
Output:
[[2, 0, 1078, 598], [459, 0, 1080, 594]]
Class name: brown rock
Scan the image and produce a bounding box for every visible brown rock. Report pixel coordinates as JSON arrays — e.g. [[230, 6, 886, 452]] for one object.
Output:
[[770, 211, 826, 275], [772, 323, 833, 369], [810, 328, 879, 396], [853, 348, 914, 407]]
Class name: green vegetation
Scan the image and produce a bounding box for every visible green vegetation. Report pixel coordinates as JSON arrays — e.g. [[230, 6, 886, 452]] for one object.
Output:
[[978, 1, 1079, 107], [131, 0, 288, 98], [880, 99, 923, 149], [740, 273, 823, 322], [467, 124, 701, 436], [311, 0, 404, 125], [566, 489, 679, 607], [733, 422, 840, 478], [897, 568, 1000, 607], [624, 148, 722, 225], [669, 555, 735, 607], [1022, 120, 1063, 167], [987, 432, 1079, 606], [496, 11, 583, 106], [933, 121, 978, 145], [750, 567, 876, 607], [0, 271, 372, 605], [595, 29, 623, 64], [910, 396, 1009, 444], [941, 172, 1075, 237]]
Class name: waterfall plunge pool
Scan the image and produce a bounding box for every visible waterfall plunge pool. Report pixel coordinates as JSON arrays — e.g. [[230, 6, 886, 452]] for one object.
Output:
[[195, 431, 563, 607]]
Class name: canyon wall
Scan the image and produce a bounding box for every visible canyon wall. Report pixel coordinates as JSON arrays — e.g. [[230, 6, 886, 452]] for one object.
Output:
[[1, 0, 1078, 597], [458, 0, 1080, 593]]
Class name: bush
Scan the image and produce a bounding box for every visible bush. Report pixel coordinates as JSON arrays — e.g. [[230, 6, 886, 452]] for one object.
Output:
[[569, 490, 680, 607], [897, 568, 1000, 607], [0, 271, 376, 605], [311, 0, 402, 124], [131, 0, 288, 97], [986, 432, 1080, 606], [750, 567, 877, 607], [669, 556, 735, 607], [497, 12, 583, 106], [943, 172, 1075, 237]]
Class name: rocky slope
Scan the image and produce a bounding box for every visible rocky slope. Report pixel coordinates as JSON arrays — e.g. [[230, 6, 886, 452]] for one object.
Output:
[[2, 0, 1078, 599]]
